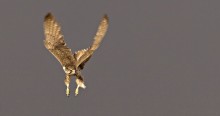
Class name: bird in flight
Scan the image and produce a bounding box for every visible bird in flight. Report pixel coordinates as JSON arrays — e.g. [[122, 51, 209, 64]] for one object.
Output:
[[43, 13, 109, 96]]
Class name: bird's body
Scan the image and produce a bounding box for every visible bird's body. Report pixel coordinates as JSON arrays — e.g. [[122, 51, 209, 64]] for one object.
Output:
[[43, 13, 109, 96]]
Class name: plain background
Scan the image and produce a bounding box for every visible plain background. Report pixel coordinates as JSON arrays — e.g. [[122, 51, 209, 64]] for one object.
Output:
[[0, 0, 220, 116]]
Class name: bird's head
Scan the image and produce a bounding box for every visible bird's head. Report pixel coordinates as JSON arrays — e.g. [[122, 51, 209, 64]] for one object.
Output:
[[63, 66, 75, 75]]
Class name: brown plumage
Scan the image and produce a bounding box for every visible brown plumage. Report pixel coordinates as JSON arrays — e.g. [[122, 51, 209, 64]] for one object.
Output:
[[43, 13, 109, 96]]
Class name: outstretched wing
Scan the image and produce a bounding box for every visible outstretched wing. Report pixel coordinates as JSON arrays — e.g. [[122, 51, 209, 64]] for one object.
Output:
[[44, 13, 75, 67], [74, 14, 109, 68]]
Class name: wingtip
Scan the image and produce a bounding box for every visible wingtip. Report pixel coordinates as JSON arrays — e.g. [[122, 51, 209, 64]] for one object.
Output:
[[103, 14, 109, 22], [45, 12, 53, 20]]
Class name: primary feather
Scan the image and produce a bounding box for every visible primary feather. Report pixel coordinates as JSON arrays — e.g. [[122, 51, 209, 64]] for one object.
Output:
[[44, 13, 75, 68]]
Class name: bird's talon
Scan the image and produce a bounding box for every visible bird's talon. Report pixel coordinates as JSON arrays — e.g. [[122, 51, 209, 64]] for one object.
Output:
[[75, 85, 79, 96], [66, 87, 70, 97]]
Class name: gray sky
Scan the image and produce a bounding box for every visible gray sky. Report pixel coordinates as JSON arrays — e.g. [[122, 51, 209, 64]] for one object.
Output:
[[0, 0, 220, 116]]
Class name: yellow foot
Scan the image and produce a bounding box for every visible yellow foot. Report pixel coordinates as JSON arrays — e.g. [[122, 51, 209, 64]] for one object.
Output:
[[75, 85, 80, 96], [64, 75, 71, 97], [66, 87, 70, 97]]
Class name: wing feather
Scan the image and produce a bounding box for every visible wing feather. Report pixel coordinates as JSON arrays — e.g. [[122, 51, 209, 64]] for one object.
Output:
[[44, 13, 75, 67], [75, 14, 109, 68]]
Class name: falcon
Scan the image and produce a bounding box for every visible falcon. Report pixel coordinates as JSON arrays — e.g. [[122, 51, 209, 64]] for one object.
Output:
[[43, 13, 109, 96]]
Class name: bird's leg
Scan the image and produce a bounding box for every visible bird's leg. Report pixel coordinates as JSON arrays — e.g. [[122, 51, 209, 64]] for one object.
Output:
[[75, 79, 85, 96], [75, 73, 86, 96], [64, 74, 71, 97], [75, 84, 80, 96]]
